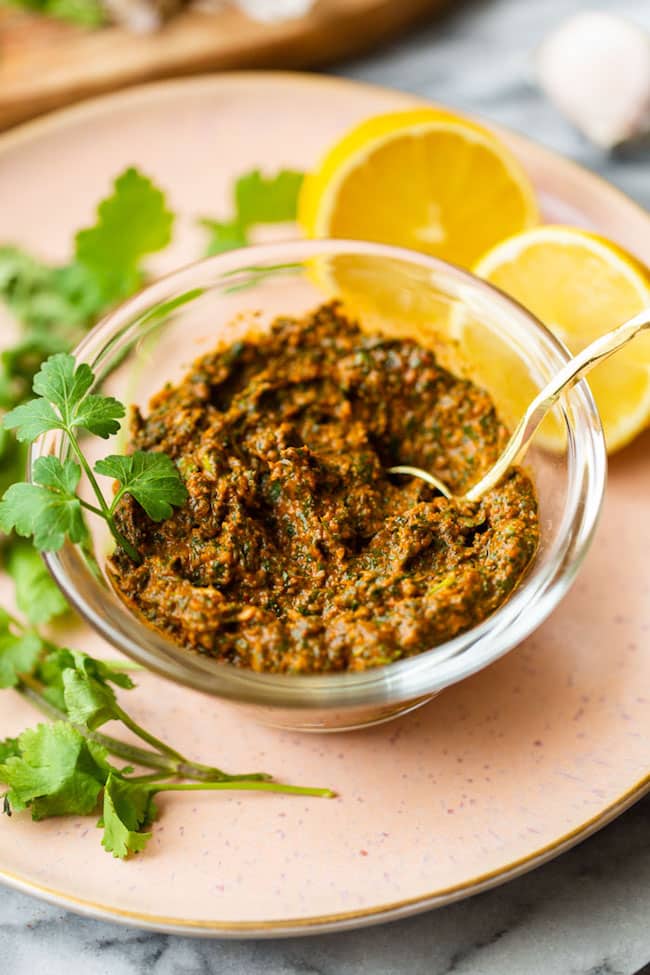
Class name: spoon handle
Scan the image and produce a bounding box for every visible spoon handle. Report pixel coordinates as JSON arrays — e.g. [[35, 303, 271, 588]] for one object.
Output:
[[465, 308, 650, 502]]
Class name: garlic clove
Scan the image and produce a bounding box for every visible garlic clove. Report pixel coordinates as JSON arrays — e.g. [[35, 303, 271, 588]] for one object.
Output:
[[235, 0, 315, 22], [537, 11, 650, 149]]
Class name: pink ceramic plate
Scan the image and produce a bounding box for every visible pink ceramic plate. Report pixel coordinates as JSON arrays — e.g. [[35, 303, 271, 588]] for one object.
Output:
[[0, 73, 648, 937]]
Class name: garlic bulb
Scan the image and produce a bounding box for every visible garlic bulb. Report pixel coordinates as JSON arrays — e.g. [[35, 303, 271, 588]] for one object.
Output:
[[537, 11, 650, 149]]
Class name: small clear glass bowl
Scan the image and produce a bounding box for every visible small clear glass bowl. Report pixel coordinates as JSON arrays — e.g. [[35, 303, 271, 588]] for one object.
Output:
[[33, 240, 607, 732]]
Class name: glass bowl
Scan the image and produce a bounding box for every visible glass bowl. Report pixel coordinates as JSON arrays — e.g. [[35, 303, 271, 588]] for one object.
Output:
[[33, 240, 607, 732]]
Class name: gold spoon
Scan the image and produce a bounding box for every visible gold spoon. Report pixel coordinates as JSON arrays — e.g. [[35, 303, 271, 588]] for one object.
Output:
[[390, 308, 650, 502]]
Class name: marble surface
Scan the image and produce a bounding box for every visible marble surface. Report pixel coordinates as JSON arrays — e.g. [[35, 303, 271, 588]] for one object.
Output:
[[2, 0, 650, 971]]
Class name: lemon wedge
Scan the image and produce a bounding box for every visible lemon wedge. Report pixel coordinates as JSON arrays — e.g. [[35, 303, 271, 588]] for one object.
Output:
[[299, 108, 538, 269], [473, 225, 650, 452]]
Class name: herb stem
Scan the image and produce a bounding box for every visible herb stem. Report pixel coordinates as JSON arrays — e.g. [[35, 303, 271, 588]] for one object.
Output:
[[78, 498, 105, 518], [66, 429, 110, 517], [66, 429, 141, 563], [111, 703, 187, 764], [16, 679, 267, 783], [18, 678, 177, 773], [123, 772, 173, 784], [154, 781, 336, 798], [4, 610, 26, 632]]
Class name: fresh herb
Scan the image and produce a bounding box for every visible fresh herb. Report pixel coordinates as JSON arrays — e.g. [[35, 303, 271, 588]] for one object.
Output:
[[0, 611, 42, 689], [0, 167, 174, 610], [6, 541, 69, 625], [0, 612, 334, 857], [0, 168, 173, 408], [0, 353, 187, 563], [94, 452, 188, 522], [0, 166, 334, 858], [3, 0, 105, 28], [75, 168, 173, 305], [200, 219, 249, 257], [0, 457, 88, 551], [201, 168, 304, 255]]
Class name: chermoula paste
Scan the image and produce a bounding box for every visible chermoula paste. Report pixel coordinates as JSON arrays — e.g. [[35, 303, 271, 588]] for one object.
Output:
[[110, 303, 539, 673]]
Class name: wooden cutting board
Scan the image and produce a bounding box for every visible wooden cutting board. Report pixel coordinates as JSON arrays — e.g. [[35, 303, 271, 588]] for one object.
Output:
[[0, 0, 447, 130]]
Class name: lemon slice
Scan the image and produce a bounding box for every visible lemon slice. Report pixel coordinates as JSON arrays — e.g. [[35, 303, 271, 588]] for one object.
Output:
[[299, 109, 539, 269], [473, 226, 650, 453]]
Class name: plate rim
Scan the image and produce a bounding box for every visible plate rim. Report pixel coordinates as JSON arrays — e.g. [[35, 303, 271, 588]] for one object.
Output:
[[1, 777, 648, 937], [1, 69, 649, 938]]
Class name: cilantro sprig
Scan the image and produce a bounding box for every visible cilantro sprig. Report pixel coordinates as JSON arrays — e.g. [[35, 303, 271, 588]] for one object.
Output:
[[0, 612, 333, 857], [0, 352, 187, 563], [0, 164, 336, 858]]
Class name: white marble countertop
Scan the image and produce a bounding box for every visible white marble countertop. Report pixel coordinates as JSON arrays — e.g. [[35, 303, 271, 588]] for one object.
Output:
[[2, 1, 650, 971]]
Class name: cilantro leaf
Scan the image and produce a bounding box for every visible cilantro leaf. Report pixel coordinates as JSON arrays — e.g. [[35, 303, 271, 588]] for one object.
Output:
[[62, 668, 118, 730], [38, 647, 133, 718], [75, 168, 173, 304], [200, 219, 248, 257], [0, 722, 108, 819], [0, 457, 86, 551], [5, 542, 68, 625], [67, 649, 135, 691], [234, 169, 304, 229], [0, 614, 42, 688], [95, 451, 188, 521], [0, 738, 20, 764], [33, 648, 71, 711], [100, 773, 156, 858]]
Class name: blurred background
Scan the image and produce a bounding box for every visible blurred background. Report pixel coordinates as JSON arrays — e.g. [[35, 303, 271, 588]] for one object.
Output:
[[0, 2, 646, 210]]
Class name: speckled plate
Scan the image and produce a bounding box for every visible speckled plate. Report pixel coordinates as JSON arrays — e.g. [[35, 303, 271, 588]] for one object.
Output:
[[0, 73, 648, 938]]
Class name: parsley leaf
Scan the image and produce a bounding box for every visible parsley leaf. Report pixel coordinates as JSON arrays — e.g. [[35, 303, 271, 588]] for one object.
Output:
[[38, 353, 125, 436], [0, 247, 103, 338], [0, 457, 86, 551], [75, 168, 174, 304], [95, 451, 188, 521], [4, 542, 68, 625], [0, 722, 109, 819], [200, 219, 248, 257], [2, 398, 60, 442], [0, 432, 27, 500], [0, 613, 42, 689], [201, 168, 304, 256], [234, 169, 304, 229], [4, 353, 125, 442], [1, 353, 186, 561], [100, 773, 156, 858]]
